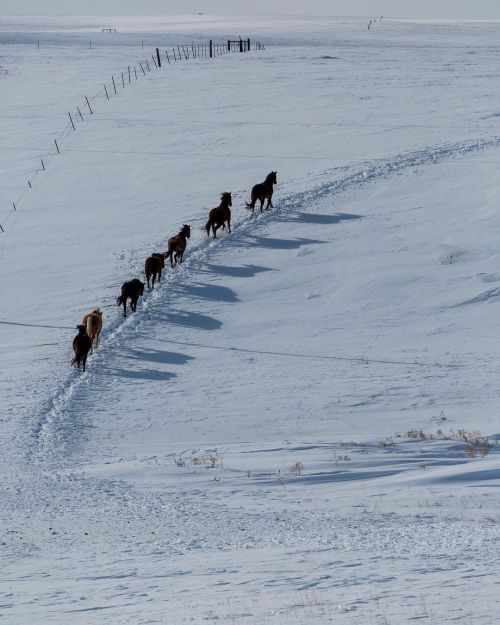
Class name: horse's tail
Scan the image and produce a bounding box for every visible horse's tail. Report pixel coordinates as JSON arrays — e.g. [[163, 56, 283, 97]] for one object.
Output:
[[116, 295, 124, 307], [70, 356, 77, 367], [245, 201, 255, 210], [86, 315, 93, 338], [205, 220, 211, 236]]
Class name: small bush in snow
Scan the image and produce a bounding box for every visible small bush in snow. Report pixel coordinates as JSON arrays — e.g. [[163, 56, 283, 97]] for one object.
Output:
[[290, 461, 304, 476]]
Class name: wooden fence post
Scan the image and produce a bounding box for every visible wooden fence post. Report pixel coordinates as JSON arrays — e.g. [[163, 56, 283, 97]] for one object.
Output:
[[121, 72, 125, 87], [68, 112, 76, 131], [134, 66, 138, 79], [104, 84, 109, 99], [77, 106, 84, 121], [156, 47, 161, 67], [210, 40, 213, 58], [228, 39, 231, 52], [128, 66, 131, 82], [151, 54, 157, 68], [54, 139, 60, 153], [85, 96, 93, 114], [112, 76, 117, 94], [145, 58, 150, 71], [165, 50, 171, 64], [139, 62, 146, 75]]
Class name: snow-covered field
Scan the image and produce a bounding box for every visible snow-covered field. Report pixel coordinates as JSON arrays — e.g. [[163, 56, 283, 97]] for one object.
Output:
[[1, 14, 499, 624]]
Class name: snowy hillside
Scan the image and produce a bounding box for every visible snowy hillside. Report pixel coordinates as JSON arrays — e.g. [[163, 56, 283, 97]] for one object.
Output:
[[0, 15, 499, 625]]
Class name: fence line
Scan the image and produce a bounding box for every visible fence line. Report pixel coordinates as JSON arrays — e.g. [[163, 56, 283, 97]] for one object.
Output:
[[0, 36, 265, 235]]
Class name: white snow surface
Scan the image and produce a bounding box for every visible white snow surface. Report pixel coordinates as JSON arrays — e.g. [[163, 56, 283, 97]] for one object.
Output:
[[1, 14, 499, 625]]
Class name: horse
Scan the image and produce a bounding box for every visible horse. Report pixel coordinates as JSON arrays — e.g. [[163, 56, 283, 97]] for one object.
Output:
[[71, 325, 92, 372], [205, 192, 232, 239], [145, 253, 165, 289], [82, 308, 103, 351], [117, 278, 145, 317], [166, 224, 191, 268], [246, 171, 277, 213]]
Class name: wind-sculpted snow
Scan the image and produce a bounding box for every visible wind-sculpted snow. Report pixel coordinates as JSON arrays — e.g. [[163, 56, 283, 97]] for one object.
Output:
[[3, 18, 500, 625]]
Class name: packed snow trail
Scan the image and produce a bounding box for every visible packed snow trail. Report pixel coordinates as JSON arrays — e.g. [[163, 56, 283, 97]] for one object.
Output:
[[30, 135, 500, 461]]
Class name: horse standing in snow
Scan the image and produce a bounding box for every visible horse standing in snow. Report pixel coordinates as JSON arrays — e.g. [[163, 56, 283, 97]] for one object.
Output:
[[145, 253, 165, 289], [117, 278, 145, 317], [246, 171, 277, 213], [166, 224, 191, 267], [205, 192, 232, 238], [71, 325, 92, 372], [82, 308, 103, 351]]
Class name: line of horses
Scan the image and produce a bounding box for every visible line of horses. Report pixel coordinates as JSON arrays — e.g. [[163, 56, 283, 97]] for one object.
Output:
[[71, 171, 278, 371]]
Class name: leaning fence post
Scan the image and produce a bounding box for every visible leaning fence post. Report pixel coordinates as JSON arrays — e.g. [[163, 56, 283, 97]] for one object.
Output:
[[121, 72, 125, 87], [139, 62, 146, 75], [85, 96, 93, 114], [13, 202, 16, 210], [156, 47, 161, 67], [104, 84, 109, 99], [68, 112, 76, 131], [41, 158, 45, 170], [145, 58, 150, 71], [0, 224, 4, 232], [77, 106, 84, 121], [165, 50, 171, 64], [151, 54, 157, 68], [54, 139, 60, 153], [112, 75, 117, 94], [134, 66, 138, 79]]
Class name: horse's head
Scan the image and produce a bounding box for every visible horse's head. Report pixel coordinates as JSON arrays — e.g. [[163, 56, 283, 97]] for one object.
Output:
[[92, 308, 102, 317], [76, 324, 87, 334], [268, 171, 277, 185], [182, 224, 191, 238], [221, 191, 232, 207]]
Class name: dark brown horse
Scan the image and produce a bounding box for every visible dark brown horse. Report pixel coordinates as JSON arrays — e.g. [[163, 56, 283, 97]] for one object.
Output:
[[71, 325, 92, 372], [166, 224, 191, 268], [117, 278, 145, 317], [246, 171, 277, 213], [145, 253, 165, 289], [205, 192, 232, 239]]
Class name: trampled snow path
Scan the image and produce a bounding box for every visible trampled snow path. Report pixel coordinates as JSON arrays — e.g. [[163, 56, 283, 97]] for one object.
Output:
[[32, 135, 500, 459], [2, 17, 500, 625]]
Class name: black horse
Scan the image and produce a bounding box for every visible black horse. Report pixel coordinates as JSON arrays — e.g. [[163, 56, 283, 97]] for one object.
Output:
[[246, 171, 277, 213], [117, 278, 145, 317], [71, 325, 92, 371], [205, 192, 232, 238]]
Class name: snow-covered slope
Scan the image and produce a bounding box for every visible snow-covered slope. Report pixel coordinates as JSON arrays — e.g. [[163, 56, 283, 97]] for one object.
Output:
[[1, 15, 499, 625]]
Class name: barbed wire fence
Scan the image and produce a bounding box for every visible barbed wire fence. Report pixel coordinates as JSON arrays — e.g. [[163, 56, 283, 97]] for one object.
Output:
[[0, 36, 265, 235]]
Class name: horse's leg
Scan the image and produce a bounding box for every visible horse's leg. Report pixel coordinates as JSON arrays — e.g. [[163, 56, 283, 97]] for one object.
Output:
[[123, 297, 127, 317], [260, 197, 264, 213], [227, 217, 231, 233], [82, 355, 86, 372], [213, 224, 218, 239], [268, 191, 274, 208], [146, 273, 151, 289]]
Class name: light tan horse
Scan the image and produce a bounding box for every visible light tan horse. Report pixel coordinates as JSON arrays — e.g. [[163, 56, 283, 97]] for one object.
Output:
[[82, 308, 103, 351]]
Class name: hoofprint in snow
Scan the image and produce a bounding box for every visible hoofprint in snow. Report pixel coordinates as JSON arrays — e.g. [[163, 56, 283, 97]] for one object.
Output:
[[0, 15, 499, 625]]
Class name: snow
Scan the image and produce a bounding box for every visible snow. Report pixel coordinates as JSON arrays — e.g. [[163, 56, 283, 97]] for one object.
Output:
[[1, 14, 499, 625]]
